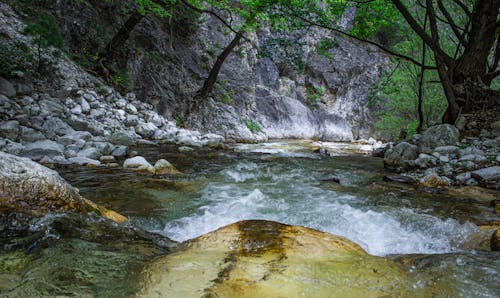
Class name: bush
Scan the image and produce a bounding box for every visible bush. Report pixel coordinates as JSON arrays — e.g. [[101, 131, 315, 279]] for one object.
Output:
[[0, 42, 34, 77], [241, 118, 262, 133]]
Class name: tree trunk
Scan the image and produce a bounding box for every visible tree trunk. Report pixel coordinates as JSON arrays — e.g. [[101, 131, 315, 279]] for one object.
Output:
[[100, 10, 144, 77], [417, 12, 428, 133], [189, 31, 243, 114]]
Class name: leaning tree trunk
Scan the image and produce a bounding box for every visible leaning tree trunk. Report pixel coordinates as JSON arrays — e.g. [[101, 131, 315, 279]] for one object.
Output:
[[99, 10, 145, 78], [188, 31, 244, 114]]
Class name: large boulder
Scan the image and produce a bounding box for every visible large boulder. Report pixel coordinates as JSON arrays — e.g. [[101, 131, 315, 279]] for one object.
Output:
[[0, 151, 126, 222], [418, 124, 459, 154], [108, 130, 137, 146], [383, 142, 418, 170], [137, 220, 412, 297]]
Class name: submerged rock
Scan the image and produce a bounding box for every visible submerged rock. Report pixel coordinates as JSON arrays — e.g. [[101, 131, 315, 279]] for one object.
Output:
[[137, 220, 412, 297], [151, 159, 180, 175], [0, 151, 126, 222]]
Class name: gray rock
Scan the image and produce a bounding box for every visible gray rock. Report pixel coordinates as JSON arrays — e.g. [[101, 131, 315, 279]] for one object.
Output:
[[116, 98, 127, 108], [0, 120, 20, 140], [3, 140, 25, 155], [39, 98, 65, 116], [455, 172, 471, 184], [81, 98, 91, 113], [383, 142, 418, 170], [90, 108, 106, 120], [68, 156, 101, 166], [20, 140, 64, 161], [77, 147, 101, 160], [434, 146, 459, 155], [111, 145, 128, 158], [92, 142, 114, 155], [71, 104, 82, 114], [20, 126, 45, 142], [108, 130, 137, 146], [126, 103, 138, 114], [41, 117, 75, 138], [135, 122, 158, 138], [459, 154, 486, 162], [418, 124, 459, 154], [99, 155, 116, 164], [459, 147, 485, 157], [471, 166, 500, 182], [15, 82, 33, 95], [0, 77, 16, 97], [414, 153, 437, 168], [201, 133, 224, 146], [58, 131, 93, 146], [178, 146, 194, 153], [125, 115, 140, 126], [123, 156, 152, 169]]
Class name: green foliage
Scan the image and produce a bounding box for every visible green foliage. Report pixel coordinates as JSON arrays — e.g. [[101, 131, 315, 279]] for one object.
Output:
[[24, 14, 63, 50], [305, 86, 324, 109], [241, 118, 262, 133], [258, 37, 305, 72], [175, 115, 185, 127], [109, 67, 133, 92], [372, 63, 447, 140], [0, 42, 34, 77], [316, 38, 338, 59]]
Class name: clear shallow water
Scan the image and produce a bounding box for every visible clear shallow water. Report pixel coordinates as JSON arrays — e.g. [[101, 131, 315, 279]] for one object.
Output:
[[64, 141, 494, 256]]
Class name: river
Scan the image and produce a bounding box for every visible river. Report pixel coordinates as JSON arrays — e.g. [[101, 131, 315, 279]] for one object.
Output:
[[1, 140, 499, 297]]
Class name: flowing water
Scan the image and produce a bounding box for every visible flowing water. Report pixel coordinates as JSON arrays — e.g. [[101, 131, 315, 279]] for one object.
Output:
[[1, 140, 499, 297]]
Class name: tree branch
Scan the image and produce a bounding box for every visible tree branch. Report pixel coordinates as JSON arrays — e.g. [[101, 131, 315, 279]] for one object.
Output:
[[280, 8, 436, 70], [390, 0, 454, 67], [436, 0, 466, 46]]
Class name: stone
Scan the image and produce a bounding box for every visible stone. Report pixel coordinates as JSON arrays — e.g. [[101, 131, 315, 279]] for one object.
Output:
[[108, 130, 136, 146], [111, 145, 128, 158], [175, 130, 203, 147], [414, 153, 437, 168], [77, 147, 101, 160], [99, 155, 116, 164], [491, 230, 500, 251], [420, 174, 452, 188], [455, 172, 471, 184], [41, 117, 75, 138], [151, 159, 180, 175], [123, 156, 152, 169], [125, 103, 138, 114], [471, 166, 500, 182], [0, 120, 20, 140], [80, 98, 91, 113], [135, 122, 158, 138], [383, 142, 418, 170], [71, 104, 82, 114], [418, 124, 459, 154], [459, 154, 486, 162], [39, 98, 65, 116], [92, 141, 114, 155], [383, 175, 416, 184], [67, 156, 101, 167], [202, 133, 225, 146], [19, 126, 45, 142], [0, 151, 125, 222], [0, 77, 16, 97], [15, 82, 33, 95], [178, 146, 194, 153], [2, 140, 24, 155], [20, 140, 64, 161], [434, 146, 459, 155], [137, 220, 412, 297], [58, 131, 93, 146], [125, 114, 140, 126], [459, 147, 485, 157]]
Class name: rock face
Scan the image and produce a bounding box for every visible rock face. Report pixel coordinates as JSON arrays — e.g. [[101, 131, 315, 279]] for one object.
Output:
[[138, 220, 412, 297], [0, 151, 126, 222]]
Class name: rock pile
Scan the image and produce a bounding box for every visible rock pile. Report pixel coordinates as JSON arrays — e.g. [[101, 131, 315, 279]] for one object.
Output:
[[383, 124, 500, 189], [0, 77, 224, 166]]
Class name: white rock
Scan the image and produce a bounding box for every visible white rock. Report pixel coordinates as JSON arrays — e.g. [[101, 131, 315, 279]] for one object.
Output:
[[81, 98, 91, 113], [136, 122, 158, 138], [68, 156, 101, 166], [123, 156, 152, 169], [126, 103, 138, 115]]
